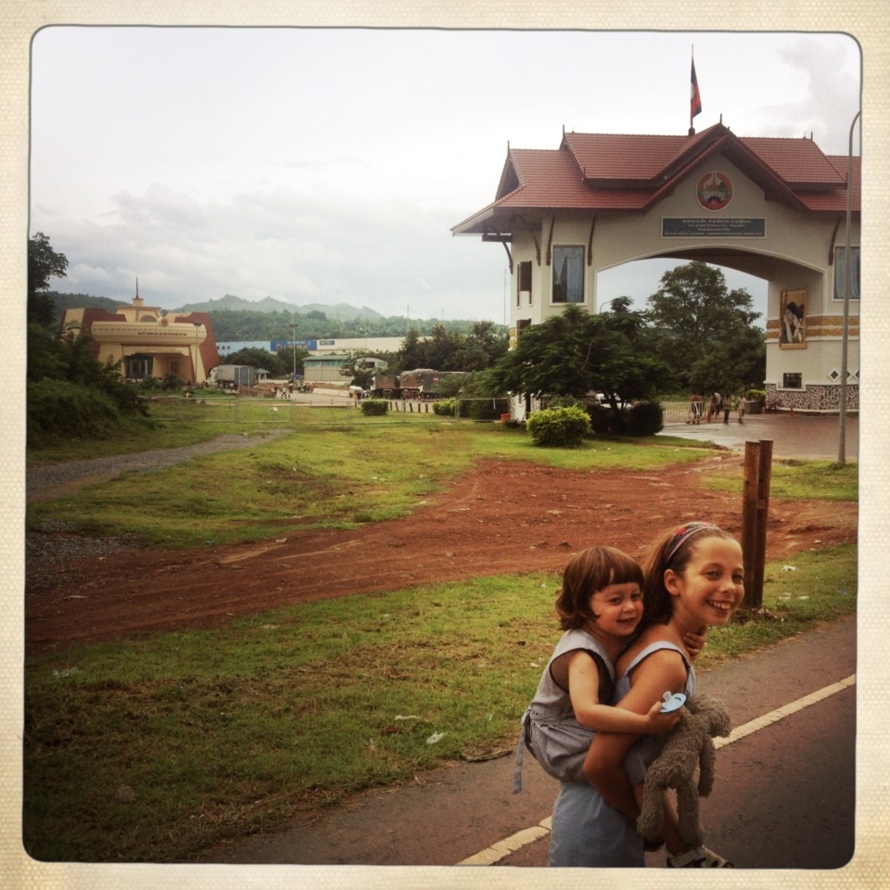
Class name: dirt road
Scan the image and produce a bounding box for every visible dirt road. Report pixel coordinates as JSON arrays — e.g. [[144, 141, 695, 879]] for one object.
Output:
[[25, 452, 857, 656]]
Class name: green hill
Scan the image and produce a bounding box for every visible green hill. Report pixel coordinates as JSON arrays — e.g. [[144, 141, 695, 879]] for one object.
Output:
[[43, 291, 489, 340], [177, 294, 384, 321]]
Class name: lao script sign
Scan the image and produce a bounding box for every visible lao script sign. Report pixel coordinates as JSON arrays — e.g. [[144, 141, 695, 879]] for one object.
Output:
[[662, 217, 766, 237]]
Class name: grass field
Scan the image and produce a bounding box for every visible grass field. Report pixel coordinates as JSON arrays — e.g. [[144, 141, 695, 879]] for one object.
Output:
[[23, 411, 858, 862]]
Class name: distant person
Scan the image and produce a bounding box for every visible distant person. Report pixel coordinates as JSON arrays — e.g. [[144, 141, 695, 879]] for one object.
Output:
[[689, 394, 703, 425], [707, 393, 721, 423]]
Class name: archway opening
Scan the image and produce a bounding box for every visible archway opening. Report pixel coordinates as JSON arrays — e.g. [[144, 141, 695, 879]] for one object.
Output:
[[596, 258, 768, 326]]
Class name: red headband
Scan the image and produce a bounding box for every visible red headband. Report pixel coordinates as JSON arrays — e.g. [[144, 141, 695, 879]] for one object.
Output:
[[664, 522, 720, 565]]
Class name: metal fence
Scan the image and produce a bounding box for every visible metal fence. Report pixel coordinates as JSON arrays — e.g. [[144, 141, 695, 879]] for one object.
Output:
[[149, 395, 703, 427], [661, 400, 696, 424]]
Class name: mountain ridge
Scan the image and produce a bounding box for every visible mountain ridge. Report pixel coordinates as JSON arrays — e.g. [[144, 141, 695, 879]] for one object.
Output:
[[46, 291, 386, 321]]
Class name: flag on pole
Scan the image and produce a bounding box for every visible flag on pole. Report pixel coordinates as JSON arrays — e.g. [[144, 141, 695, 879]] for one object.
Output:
[[690, 56, 702, 124]]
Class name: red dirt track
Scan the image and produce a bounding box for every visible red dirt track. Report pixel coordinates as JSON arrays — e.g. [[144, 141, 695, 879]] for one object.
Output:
[[25, 456, 857, 656]]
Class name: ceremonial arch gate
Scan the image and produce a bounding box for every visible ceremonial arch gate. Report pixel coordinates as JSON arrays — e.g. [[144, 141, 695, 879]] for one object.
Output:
[[453, 122, 860, 415]]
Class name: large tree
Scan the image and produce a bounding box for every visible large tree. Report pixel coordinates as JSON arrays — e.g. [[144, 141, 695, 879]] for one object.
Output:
[[485, 301, 667, 404], [28, 232, 68, 326], [224, 346, 288, 376], [390, 321, 507, 374], [646, 261, 765, 393]]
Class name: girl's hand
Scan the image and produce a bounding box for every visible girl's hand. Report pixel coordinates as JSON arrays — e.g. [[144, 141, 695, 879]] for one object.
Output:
[[683, 626, 709, 660], [643, 699, 682, 734]]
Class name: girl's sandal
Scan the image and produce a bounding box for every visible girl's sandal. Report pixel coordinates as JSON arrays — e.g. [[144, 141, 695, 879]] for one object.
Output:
[[667, 845, 734, 867]]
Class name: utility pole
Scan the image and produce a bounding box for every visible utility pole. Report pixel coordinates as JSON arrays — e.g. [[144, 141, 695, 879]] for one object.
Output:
[[289, 322, 298, 381]]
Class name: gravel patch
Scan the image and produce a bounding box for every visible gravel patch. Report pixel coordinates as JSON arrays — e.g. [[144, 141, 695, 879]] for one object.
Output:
[[27, 431, 291, 502], [26, 430, 292, 590]]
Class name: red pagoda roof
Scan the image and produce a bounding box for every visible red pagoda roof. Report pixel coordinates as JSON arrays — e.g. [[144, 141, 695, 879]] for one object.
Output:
[[453, 123, 859, 236]]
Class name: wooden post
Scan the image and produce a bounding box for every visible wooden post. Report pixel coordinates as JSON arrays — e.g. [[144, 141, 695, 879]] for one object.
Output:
[[741, 439, 773, 609]]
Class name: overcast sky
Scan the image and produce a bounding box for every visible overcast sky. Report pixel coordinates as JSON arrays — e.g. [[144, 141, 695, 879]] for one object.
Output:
[[29, 28, 861, 324]]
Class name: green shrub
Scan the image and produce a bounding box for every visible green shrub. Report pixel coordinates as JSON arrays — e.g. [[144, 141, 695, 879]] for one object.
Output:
[[456, 397, 510, 421], [360, 399, 389, 416], [547, 395, 587, 411], [626, 400, 664, 436], [526, 406, 590, 447], [432, 399, 457, 416], [27, 379, 122, 445], [587, 403, 627, 435]]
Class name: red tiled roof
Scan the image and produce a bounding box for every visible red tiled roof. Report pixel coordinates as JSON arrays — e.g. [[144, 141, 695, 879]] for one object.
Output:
[[452, 123, 860, 235], [739, 137, 846, 187], [500, 149, 590, 205], [561, 129, 712, 182]]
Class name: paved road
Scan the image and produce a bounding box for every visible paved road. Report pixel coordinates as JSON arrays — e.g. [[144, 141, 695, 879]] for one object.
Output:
[[659, 411, 858, 461], [204, 616, 858, 870]]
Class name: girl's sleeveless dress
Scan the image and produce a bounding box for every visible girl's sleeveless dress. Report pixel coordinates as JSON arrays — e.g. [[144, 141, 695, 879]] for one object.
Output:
[[547, 641, 695, 868]]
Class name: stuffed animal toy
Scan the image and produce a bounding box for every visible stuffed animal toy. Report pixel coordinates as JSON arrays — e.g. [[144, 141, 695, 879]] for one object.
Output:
[[636, 693, 732, 847]]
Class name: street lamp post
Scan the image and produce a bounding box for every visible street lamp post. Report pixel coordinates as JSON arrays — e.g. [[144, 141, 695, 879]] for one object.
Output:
[[289, 322, 298, 383], [193, 321, 202, 384], [837, 109, 861, 468]]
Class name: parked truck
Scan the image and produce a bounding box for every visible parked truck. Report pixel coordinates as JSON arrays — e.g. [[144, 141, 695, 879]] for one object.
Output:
[[210, 364, 257, 388], [369, 369, 461, 400], [370, 373, 399, 399], [398, 369, 460, 400]]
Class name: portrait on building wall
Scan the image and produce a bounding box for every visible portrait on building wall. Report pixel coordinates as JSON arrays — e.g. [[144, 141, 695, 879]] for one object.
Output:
[[780, 290, 807, 348]]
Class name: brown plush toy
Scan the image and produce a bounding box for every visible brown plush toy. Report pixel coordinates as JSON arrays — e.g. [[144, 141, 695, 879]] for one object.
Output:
[[636, 693, 732, 847]]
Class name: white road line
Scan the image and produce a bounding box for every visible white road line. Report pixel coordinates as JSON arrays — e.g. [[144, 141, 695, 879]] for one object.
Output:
[[457, 675, 856, 866]]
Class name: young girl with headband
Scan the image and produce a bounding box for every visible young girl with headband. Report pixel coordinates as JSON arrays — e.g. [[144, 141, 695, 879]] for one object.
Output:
[[580, 521, 744, 867], [536, 544, 707, 867]]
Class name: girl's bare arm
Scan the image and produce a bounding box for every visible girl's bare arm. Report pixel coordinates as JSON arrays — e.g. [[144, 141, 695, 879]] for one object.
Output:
[[582, 649, 688, 818], [566, 651, 679, 735]]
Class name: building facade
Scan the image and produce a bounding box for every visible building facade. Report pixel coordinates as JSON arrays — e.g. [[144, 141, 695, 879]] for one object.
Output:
[[453, 123, 860, 413], [60, 294, 219, 384]]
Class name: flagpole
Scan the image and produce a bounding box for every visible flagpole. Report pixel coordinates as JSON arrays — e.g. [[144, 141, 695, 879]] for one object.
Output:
[[689, 47, 702, 135]]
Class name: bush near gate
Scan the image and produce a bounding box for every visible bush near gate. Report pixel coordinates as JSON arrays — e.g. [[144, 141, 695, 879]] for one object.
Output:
[[360, 399, 389, 416], [456, 397, 510, 421], [587, 400, 663, 437], [527, 405, 590, 447], [626, 399, 664, 436]]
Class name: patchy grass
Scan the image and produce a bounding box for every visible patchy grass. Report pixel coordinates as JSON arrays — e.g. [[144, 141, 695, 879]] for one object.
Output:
[[23, 544, 856, 863], [28, 414, 719, 548], [702, 458, 858, 502]]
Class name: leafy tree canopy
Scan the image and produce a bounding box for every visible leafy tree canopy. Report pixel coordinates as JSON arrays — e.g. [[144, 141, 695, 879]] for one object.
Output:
[[646, 261, 765, 394], [387, 321, 508, 374], [28, 233, 68, 326], [484, 302, 668, 406], [222, 347, 289, 376]]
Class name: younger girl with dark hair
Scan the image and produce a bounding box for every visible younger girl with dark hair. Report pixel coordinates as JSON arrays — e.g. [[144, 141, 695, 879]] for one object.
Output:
[[516, 546, 680, 794]]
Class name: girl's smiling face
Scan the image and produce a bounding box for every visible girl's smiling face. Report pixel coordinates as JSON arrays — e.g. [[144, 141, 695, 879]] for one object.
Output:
[[665, 537, 744, 628], [586, 582, 644, 639]]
